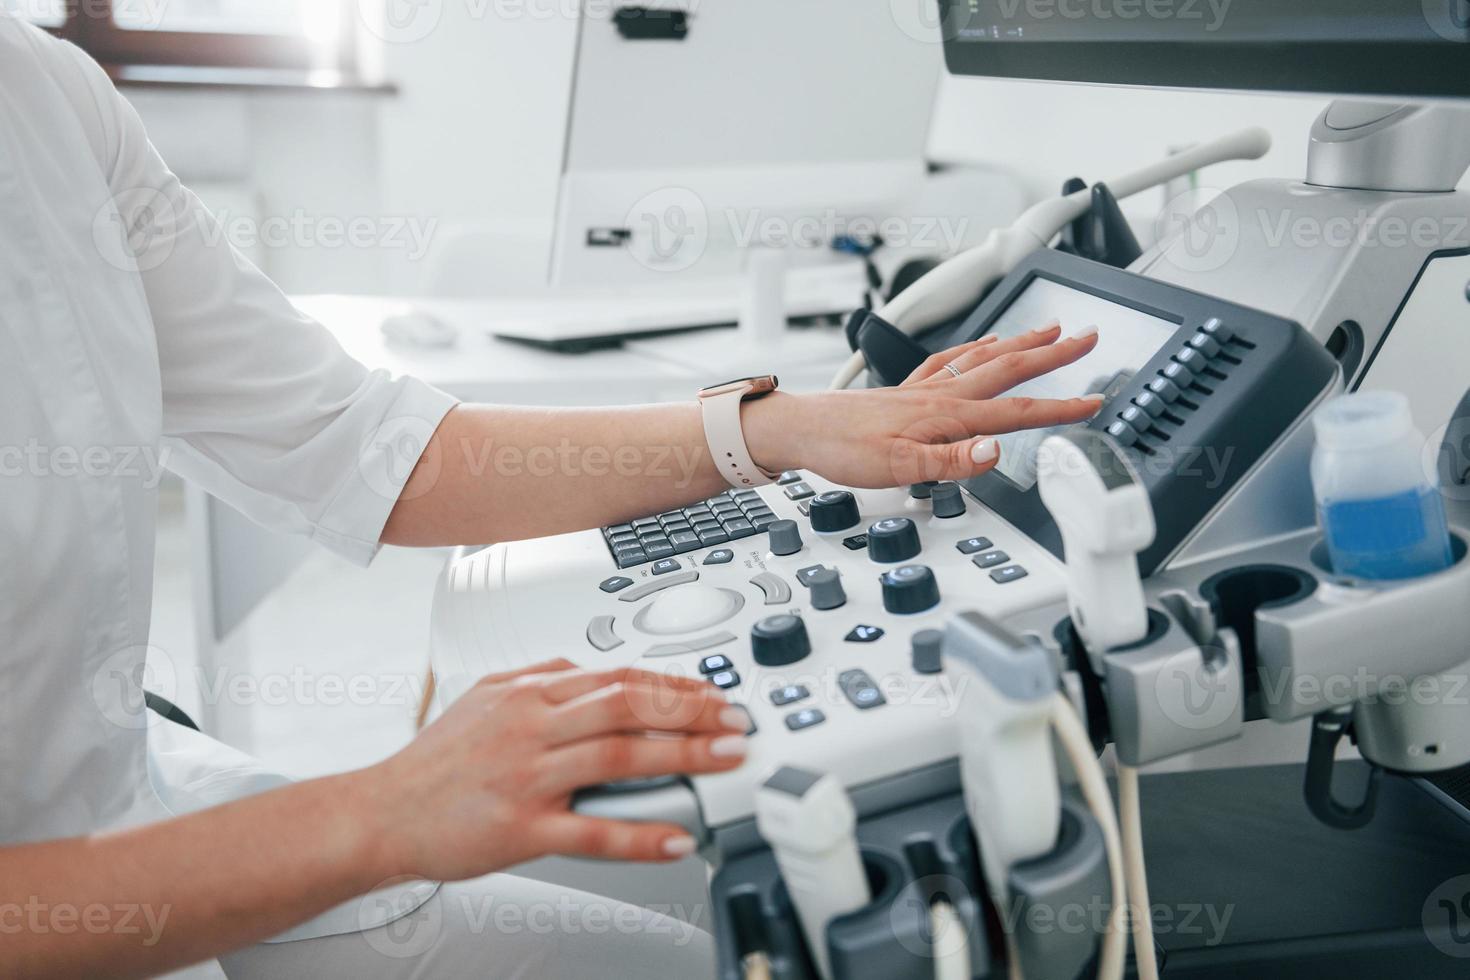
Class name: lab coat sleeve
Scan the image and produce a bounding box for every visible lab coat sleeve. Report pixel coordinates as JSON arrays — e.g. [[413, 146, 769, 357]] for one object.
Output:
[[53, 40, 459, 566]]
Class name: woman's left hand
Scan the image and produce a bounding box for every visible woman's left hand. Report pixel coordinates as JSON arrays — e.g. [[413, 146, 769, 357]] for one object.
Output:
[[743, 320, 1104, 489]]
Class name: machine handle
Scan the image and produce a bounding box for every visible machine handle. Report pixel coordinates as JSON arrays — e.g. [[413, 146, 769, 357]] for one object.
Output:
[[1303, 707, 1382, 830]]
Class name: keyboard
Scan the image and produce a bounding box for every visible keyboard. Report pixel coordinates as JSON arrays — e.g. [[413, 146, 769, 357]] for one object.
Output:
[[602, 489, 780, 567]]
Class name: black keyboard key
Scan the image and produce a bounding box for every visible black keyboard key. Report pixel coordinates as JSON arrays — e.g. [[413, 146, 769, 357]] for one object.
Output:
[[669, 531, 701, 553], [698, 528, 731, 546], [644, 541, 676, 559], [724, 519, 757, 538]]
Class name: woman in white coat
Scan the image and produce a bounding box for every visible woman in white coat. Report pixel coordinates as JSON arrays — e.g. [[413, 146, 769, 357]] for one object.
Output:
[[0, 12, 1106, 979]]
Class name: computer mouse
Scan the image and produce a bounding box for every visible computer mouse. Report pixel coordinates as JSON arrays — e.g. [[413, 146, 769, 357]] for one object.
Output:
[[381, 311, 459, 348]]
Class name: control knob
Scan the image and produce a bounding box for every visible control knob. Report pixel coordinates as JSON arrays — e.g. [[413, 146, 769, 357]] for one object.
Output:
[[867, 517, 922, 563], [808, 490, 861, 533], [911, 629, 945, 674], [880, 565, 941, 614], [751, 613, 812, 667], [807, 568, 847, 610], [767, 519, 804, 556], [930, 482, 967, 519]]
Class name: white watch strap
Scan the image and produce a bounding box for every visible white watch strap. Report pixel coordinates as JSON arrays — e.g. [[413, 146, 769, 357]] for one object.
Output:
[[701, 388, 776, 488]]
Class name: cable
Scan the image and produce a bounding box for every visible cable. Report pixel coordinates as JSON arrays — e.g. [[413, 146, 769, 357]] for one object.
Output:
[[741, 951, 772, 980], [827, 126, 1272, 391], [1049, 692, 1130, 980], [929, 899, 971, 980], [1118, 764, 1160, 980]]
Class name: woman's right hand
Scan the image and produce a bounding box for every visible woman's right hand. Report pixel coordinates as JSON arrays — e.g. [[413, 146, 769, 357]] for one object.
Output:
[[360, 660, 749, 882]]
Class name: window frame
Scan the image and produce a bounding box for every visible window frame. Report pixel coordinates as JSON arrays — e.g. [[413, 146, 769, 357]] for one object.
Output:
[[45, 0, 358, 73]]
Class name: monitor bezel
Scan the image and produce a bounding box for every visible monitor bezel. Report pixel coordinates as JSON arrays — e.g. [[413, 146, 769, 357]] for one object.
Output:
[[939, 26, 1470, 100]]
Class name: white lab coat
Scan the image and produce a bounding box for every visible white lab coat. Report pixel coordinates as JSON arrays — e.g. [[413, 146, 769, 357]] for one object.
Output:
[[0, 16, 452, 944]]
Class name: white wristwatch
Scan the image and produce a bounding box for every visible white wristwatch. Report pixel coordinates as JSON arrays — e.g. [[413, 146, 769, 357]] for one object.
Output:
[[698, 374, 781, 488]]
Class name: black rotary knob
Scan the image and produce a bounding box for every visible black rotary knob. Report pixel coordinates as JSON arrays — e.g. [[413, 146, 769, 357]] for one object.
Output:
[[808, 490, 861, 533], [930, 482, 967, 519], [880, 565, 941, 614], [867, 517, 922, 563], [751, 613, 812, 667]]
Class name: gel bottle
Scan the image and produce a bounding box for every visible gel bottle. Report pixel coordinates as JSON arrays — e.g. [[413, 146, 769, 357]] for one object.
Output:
[[1311, 390, 1454, 580]]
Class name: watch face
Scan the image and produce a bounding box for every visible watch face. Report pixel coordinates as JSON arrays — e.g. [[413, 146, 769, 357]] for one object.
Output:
[[704, 375, 779, 397]]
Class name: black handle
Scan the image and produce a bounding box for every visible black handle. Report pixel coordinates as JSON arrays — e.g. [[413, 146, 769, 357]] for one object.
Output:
[[1304, 706, 1381, 830]]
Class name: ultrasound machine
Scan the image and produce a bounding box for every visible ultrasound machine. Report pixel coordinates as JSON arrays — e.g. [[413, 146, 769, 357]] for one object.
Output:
[[429, 3, 1470, 976]]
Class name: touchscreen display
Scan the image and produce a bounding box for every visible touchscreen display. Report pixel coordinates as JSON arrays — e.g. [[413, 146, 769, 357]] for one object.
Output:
[[984, 278, 1178, 491]]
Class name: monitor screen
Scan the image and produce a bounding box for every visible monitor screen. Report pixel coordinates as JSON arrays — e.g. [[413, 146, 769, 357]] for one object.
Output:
[[984, 278, 1177, 491], [937, 0, 1470, 98]]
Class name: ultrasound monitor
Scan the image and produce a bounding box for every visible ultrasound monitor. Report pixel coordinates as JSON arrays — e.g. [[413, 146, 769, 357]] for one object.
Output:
[[937, 0, 1470, 98]]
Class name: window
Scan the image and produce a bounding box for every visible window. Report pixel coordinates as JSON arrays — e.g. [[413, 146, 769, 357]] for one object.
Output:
[[21, 0, 357, 73]]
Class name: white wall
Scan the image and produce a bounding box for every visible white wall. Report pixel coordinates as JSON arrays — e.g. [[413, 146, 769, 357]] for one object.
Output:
[[929, 76, 1329, 239], [375, 4, 581, 295], [122, 25, 1374, 301], [128, 89, 390, 295]]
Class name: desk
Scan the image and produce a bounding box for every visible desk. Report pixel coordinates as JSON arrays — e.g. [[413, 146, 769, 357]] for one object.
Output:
[[184, 294, 852, 730]]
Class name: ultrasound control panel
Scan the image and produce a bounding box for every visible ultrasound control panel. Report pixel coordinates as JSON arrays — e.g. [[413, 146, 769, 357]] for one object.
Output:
[[432, 473, 1069, 834], [428, 250, 1343, 843]]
